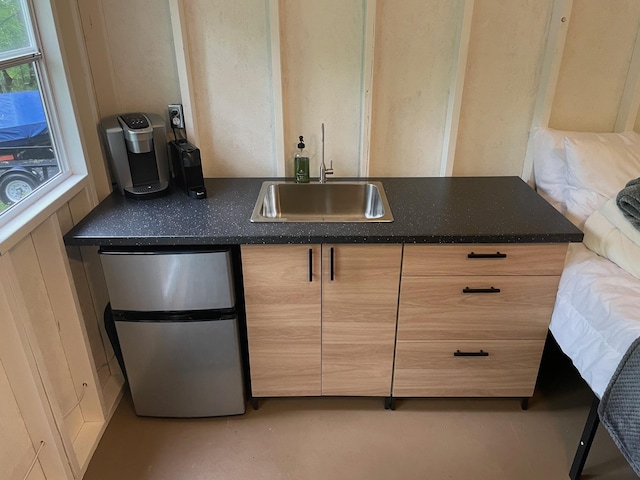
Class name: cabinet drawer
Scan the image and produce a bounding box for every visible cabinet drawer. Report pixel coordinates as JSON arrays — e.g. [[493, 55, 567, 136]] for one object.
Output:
[[397, 275, 559, 340], [402, 244, 568, 276], [392, 340, 544, 397]]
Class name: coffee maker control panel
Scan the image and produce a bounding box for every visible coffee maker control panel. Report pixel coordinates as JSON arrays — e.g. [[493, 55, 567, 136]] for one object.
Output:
[[119, 113, 149, 130]]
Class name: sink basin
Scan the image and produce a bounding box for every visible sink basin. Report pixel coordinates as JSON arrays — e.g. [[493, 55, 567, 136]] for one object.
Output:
[[250, 181, 394, 222]]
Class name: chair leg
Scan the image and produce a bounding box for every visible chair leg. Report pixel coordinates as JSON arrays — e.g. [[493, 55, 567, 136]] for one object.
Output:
[[569, 397, 600, 480]]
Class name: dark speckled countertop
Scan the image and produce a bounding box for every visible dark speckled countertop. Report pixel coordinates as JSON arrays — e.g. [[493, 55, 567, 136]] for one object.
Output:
[[63, 177, 583, 246]]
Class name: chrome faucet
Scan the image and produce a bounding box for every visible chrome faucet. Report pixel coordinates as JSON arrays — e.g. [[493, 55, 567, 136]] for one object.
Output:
[[319, 123, 333, 183]]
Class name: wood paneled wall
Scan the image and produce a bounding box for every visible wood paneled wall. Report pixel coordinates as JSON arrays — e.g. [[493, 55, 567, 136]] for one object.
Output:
[[369, 1, 463, 177], [0, 187, 123, 480], [182, 0, 277, 177], [78, 0, 640, 180], [0, 359, 47, 480], [550, 0, 640, 132]]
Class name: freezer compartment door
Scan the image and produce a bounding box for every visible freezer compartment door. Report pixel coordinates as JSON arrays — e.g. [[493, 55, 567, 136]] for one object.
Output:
[[115, 317, 245, 417], [100, 249, 235, 311]]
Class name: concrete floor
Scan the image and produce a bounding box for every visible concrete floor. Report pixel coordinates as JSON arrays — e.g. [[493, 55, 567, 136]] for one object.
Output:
[[83, 341, 637, 480]]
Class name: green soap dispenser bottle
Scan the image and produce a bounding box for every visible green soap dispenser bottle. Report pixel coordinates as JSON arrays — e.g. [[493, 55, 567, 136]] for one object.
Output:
[[294, 136, 310, 183]]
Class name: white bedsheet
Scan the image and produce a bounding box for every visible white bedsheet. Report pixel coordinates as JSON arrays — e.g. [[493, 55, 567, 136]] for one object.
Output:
[[550, 243, 640, 398]]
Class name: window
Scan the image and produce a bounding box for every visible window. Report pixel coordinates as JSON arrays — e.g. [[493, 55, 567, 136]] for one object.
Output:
[[0, 0, 63, 216]]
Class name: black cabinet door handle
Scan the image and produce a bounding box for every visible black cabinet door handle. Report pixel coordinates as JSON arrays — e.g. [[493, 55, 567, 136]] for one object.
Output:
[[454, 350, 489, 357], [462, 286, 501, 294], [330, 247, 335, 281], [308, 248, 313, 282], [467, 252, 507, 259]]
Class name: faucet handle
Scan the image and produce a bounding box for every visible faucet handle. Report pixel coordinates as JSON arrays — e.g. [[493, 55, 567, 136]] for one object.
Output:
[[326, 161, 334, 176]]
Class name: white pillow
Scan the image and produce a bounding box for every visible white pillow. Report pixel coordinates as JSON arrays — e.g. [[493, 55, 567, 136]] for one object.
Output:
[[532, 128, 571, 213], [564, 136, 640, 228], [531, 127, 640, 228]]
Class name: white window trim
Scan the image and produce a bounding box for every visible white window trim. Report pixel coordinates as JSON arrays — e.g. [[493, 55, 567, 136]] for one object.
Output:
[[0, 175, 87, 253], [0, 0, 93, 253]]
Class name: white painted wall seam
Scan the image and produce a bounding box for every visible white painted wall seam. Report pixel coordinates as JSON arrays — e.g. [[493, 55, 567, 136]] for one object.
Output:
[[358, 0, 376, 178], [615, 22, 640, 132], [440, 0, 474, 177], [169, 0, 200, 146], [522, 0, 573, 182], [268, 0, 286, 177]]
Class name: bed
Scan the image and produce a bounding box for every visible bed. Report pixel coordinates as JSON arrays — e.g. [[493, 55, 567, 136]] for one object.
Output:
[[532, 127, 640, 479]]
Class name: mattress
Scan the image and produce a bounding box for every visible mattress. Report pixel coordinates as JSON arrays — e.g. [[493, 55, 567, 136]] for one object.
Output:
[[550, 242, 640, 398]]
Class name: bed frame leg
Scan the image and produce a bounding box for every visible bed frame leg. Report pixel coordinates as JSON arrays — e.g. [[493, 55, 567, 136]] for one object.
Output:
[[569, 397, 600, 480]]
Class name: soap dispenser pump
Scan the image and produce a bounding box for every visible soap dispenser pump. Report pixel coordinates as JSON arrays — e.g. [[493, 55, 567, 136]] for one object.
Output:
[[294, 136, 310, 183]]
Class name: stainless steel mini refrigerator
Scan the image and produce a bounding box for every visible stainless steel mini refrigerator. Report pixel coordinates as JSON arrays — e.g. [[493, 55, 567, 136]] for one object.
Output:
[[99, 248, 245, 417]]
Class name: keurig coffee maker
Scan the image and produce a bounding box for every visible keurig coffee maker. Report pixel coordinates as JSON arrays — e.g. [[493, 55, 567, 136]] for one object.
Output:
[[169, 139, 207, 199], [101, 113, 170, 198]]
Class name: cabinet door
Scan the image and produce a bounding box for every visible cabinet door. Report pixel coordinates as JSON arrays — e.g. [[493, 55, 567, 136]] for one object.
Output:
[[321, 244, 402, 396], [241, 245, 321, 396]]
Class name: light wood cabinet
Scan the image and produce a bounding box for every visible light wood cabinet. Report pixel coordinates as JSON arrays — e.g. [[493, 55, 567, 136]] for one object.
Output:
[[321, 244, 402, 396], [241, 245, 322, 397], [393, 243, 568, 399], [243, 242, 568, 402], [241, 244, 402, 397]]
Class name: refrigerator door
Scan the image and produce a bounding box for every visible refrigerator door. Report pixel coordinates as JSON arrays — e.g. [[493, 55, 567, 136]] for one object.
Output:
[[115, 316, 245, 417], [100, 249, 235, 311]]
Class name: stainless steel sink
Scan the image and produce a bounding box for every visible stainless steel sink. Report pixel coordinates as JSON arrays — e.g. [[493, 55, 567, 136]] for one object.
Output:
[[250, 181, 394, 222]]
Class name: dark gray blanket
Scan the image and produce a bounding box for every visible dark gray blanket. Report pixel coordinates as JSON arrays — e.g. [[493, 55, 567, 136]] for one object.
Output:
[[598, 336, 640, 477], [617, 178, 640, 230]]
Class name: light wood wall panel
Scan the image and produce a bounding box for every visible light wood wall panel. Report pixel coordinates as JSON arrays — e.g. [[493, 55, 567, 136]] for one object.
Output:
[[66, 246, 110, 387], [183, 0, 276, 177], [8, 235, 83, 439], [454, 0, 554, 176], [550, 0, 640, 132], [83, 2, 640, 179], [369, 0, 462, 177], [280, 0, 365, 178], [66, 189, 116, 384], [0, 361, 44, 480], [0, 188, 124, 478], [58, 192, 115, 389], [53, 1, 109, 203], [0, 260, 75, 480], [86, 0, 180, 120]]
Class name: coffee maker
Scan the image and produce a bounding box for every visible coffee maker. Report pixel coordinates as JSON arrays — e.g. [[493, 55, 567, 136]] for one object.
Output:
[[169, 139, 207, 199], [101, 113, 170, 198]]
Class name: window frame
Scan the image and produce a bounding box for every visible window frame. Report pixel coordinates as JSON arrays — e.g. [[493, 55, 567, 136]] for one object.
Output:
[[0, 0, 91, 251]]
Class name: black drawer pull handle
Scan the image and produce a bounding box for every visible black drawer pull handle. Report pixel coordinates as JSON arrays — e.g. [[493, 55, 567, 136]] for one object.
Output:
[[462, 286, 501, 294], [454, 350, 489, 357], [330, 247, 335, 281], [308, 248, 313, 282], [467, 252, 507, 259]]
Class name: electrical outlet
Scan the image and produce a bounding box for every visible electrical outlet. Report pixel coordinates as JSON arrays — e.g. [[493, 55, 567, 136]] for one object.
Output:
[[168, 104, 185, 129]]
